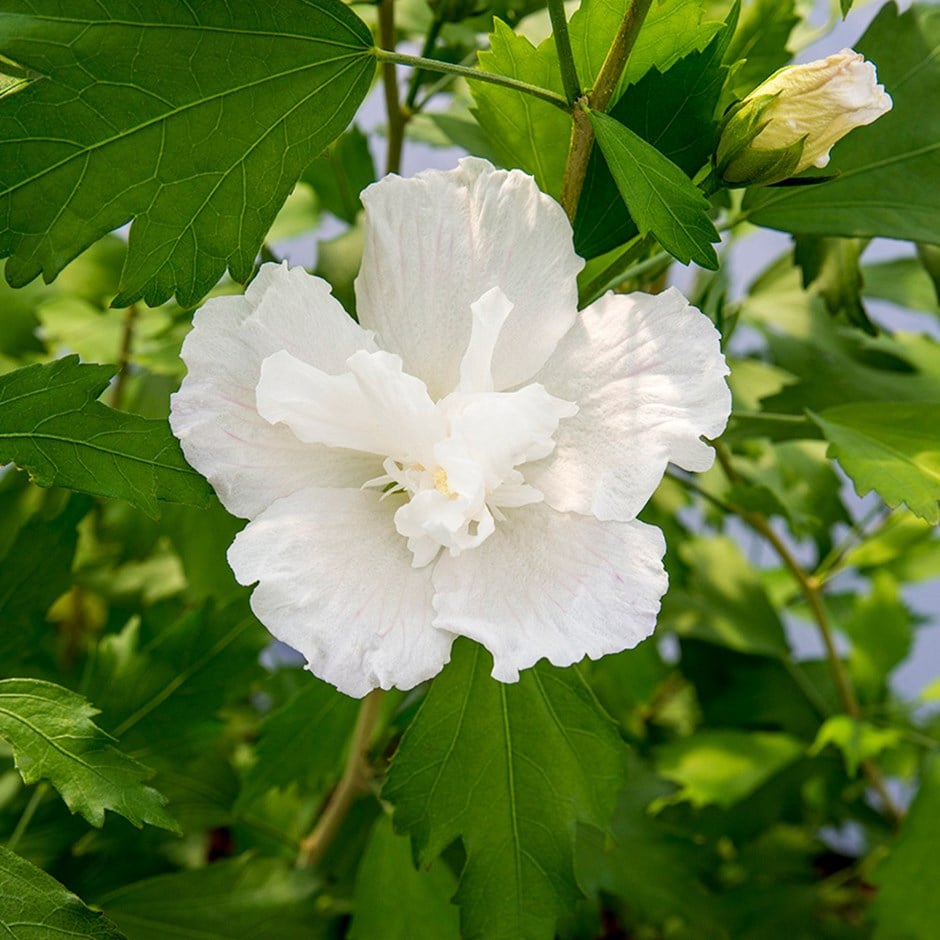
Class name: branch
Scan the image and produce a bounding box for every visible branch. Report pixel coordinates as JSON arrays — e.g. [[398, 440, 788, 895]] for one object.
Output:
[[559, 0, 654, 220], [378, 0, 406, 176], [296, 689, 385, 869]]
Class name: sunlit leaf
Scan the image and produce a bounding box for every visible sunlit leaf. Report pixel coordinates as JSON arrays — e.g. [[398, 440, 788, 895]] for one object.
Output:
[[0, 678, 176, 830]]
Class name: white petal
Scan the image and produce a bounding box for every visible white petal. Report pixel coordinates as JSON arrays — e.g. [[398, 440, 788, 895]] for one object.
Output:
[[356, 157, 584, 399], [228, 487, 454, 697], [170, 263, 381, 519], [256, 349, 443, 462], [528, 288, 731, 522], [431, 505, 667, 681]]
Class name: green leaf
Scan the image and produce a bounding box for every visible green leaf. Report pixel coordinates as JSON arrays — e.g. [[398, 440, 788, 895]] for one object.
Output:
[[588, 110, 719, 268], [863, 256, 940, 315], [724, 0, 799, 96], [0, 494, 89, 671], [870, 753, 940, 940], [575, 24, 732, 258], [100, 856, 323, 940], [794, 236, 876, 335], [384, 638, 629, 940], [653, 729, 804, 809], [301, 125, 376, 225], [569, 0, 723, 104], [841, 572, 913, 702], [809, 715, 903, 776], [471, 20, 569, 196], [0, 356, 211, 517], [239, 676, 359, 805], [662, 535, 790, 658], [0, 846, 127, 940], [809, 402, 940, 524], [0, 0, 375, 307], [0, 678, 176, 830], [349, 814, 460, 940], [744, 4, 940, 245], [575, 753, 722, 934]]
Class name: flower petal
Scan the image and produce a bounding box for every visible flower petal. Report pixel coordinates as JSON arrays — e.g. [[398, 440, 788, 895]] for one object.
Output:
[[431, 504, 667, 681], [170, 263, 381, 519], [528, 287, 731, 521], [228, 487, 453, 697], [355, 157, 584, 399]]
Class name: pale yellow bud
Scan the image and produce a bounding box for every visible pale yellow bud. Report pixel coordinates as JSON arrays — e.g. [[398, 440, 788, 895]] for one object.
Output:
[[716, 49, 893, 187]]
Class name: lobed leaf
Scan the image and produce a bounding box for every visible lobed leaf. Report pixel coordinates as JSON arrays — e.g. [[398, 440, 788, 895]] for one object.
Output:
[[810, 402, 940, 524], [0, 0, 375, 307], [0, 678, 177, 830], [384, 638, 629, 940], [0, 356, 211, 517]]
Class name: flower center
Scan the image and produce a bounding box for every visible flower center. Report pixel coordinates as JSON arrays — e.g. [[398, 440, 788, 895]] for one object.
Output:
[[255, 287, 576, 568]]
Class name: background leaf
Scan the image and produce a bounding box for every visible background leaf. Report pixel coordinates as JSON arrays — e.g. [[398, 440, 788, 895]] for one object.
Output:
[[870, 753, 940, 939], [0, 678, 176, 830], [100, 856, 323, 940], [0, 0, 375, 306], [0, 356, 211, 517], [348, 814, 460, 940], [744, 4, 940, 245], [810, 402, 940, 524], [384, 638, 629, 940], [0, 847, 127, 940]]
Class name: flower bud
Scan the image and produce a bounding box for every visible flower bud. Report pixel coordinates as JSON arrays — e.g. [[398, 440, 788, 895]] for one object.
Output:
[[716, 49, 892, 187]]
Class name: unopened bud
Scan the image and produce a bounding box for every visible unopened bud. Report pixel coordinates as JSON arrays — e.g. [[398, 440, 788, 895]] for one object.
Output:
[[716, 49, 893, 187]]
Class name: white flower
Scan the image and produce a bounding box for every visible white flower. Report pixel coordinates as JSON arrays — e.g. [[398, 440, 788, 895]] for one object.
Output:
[[170, 158, 731, 697], [717, 49, 893, 186]]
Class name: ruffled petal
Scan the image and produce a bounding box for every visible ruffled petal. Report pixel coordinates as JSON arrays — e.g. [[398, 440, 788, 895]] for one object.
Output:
[[527, 288, 731, 522], [170, 263, 381, 519], [355, 157, 584, 399], [228, 487, 453, 697], [431, 504, 667, 681]]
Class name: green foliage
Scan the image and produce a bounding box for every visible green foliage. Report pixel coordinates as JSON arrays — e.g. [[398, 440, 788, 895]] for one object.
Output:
[[385, 638, 629, 940], [588, 110, 720, 268], [810, 402, 940, 524], [0, 846, 127, 940], [575, 24, 731, 257], [0, 0, 937, 937], [870, 754, 940, 939], [653, 729, 804, 809], [99, 856, 323, 939], [0, 0, 374, 307], [0, 357, 211, 517], [0, 678, 176, 830], [745, 4, 940, 245], [349, 814, 460, 940]]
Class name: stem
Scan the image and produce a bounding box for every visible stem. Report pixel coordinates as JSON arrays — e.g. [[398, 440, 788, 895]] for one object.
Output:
[[110, 303, 139, 411], [378, 0, 406, 176], [6, 783, 47, 854], [373, 49, 571, 111], [404, 15, 444, 111], [547, 0, 581, 104], [559, 0, 655, 219], [712, 442, 904, 827], [296, 690, 385, 869]]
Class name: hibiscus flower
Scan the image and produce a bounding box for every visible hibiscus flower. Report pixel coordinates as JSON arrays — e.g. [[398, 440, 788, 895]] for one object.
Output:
[[170, 158, 731, 697]]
